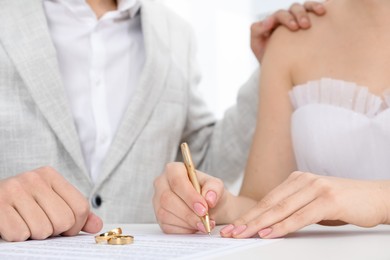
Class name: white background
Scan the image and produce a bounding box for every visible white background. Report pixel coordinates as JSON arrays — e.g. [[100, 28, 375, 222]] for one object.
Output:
[[160, 0, 306, 118]]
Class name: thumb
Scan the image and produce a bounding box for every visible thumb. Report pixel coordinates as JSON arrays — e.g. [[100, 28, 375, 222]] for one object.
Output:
[[81, 212, 103, 234]]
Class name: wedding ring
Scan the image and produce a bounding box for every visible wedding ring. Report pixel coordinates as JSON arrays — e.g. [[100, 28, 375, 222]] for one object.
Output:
[[99, 227, 122, 237], [107, 235, 134, 245], [96, 227, 124, 243], [95, 235, 114, 244]]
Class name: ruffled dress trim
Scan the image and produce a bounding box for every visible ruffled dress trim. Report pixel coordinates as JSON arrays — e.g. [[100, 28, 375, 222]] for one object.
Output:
[[289, 78, 390, 118]]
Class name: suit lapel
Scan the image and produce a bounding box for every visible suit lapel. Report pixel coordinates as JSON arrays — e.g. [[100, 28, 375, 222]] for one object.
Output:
[[96, 0, 171, 185], [0, 0, 89, 180]]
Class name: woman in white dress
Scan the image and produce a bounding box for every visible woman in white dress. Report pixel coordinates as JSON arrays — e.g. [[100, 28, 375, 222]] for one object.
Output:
[[153, 0, 390, 238], [218, 0, 390, 238]]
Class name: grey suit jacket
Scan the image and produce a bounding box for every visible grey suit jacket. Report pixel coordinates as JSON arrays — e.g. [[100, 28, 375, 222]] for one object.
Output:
[[0, 0, 259, 223]]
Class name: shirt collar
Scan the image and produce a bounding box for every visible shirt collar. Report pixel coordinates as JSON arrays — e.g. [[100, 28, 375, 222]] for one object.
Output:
[[118, 0, 141, 18], [45, 0, 141, 20], [118, 0, 141, 17]]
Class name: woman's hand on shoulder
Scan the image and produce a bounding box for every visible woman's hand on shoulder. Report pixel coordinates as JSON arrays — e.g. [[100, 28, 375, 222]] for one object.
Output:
[[252, 1, 327, 62], [220, 172, 390, 239]]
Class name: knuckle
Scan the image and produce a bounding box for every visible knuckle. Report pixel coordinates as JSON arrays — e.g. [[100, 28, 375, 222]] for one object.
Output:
[[160, 190, 173, 206], [257, 198, 272, 209], [37, 166, 55, 174], [233, 217, 247, 226], [274, 10, 285, 16], [153, 175, 162, 189], [156, 208, 168, 222], [213, 178, 224, 190], [290, 3, 302, 10], [3, 178, 26, 196], [165, 162, 183, 176], [22, 171, 44, 185], [6, 230, 30, 242], [77, 199, 91, 216], [274, 10, 289, 20], [54, 215, 76, 234], [274, 200, 288, 212], [169, 176, 182, 191], [312, 177, 329, 191], [31, 226, 53, 240], [291, 210, 305, 224], [290, 170, 303, 178]]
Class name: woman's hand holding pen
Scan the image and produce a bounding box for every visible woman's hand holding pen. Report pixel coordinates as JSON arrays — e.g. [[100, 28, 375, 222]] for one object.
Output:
[[0, 166, 102, 242], [153, 162, 227, 234], [153, 162, 258, 234], [220, 172, 390, 239]]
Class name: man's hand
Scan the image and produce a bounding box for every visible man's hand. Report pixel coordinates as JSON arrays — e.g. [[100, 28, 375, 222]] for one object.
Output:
[[251, 1, 327, 62], [153, 162, 226, 234], [0, 167, 103, 242]]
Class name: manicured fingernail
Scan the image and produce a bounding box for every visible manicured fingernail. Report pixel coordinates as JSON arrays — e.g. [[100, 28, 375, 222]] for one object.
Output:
[[210, 220, 216, 229], [220, 224, 235, 235], [232, 225, 247, 236], [206, 191, 217, 206], [194, 203, 206, 216], [258, 228, 273, 238], [197, 222, 206, 233]]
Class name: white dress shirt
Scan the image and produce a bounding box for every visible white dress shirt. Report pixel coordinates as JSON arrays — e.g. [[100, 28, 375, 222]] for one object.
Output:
[[43, 0, 144, 182]]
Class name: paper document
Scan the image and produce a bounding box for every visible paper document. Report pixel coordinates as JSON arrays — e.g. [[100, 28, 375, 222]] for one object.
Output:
[[0, 225, 279, 259]]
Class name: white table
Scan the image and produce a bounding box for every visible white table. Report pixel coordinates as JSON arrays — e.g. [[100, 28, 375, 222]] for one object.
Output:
[[109, 224, 390, 260]]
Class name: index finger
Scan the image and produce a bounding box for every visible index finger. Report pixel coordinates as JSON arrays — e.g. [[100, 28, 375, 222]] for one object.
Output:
[[165, 163, 209, 217]]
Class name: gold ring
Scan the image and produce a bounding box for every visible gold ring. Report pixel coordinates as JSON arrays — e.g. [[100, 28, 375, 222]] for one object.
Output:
[[107, 235, 134, 245], [95, 234, 115, 244], [99, 227, 122, 237]]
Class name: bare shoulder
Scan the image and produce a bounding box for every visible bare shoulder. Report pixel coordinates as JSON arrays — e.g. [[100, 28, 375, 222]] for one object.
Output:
[[262, 2, 339, 82]]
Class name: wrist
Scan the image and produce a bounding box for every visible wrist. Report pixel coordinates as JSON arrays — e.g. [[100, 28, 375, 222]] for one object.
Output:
[[378, 181, 390, 224], [211, 191, 257, 224]]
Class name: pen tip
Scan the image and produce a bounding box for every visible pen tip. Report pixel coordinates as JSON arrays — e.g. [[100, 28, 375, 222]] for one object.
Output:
[[208, 232, 211, 236]]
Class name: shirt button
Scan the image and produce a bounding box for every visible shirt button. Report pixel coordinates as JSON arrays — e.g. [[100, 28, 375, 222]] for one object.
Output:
[[91, 195, 102, 208]]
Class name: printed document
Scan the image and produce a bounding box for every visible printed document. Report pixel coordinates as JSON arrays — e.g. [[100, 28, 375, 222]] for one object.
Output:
[[0, 225, 280, 259]]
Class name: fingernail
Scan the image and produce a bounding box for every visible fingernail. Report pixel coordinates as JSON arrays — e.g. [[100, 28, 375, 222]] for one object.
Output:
[[289, 20, 298, 29], [258, 227, 273, 238], [206, 191, 217, 206], [194, 203, 206, 216], [300, 17, 309, 26], [220, 224, 235, 235], [232, 225, 247, 236], [210, 220, 216, 229], [196, 222, 206, 233]]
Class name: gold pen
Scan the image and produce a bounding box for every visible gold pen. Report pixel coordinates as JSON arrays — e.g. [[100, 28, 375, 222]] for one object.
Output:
[[180, 142, 211, 235]]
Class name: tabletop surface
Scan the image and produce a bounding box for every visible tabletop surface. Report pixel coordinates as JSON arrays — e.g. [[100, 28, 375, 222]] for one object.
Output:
[[107, 223, 390, 260]]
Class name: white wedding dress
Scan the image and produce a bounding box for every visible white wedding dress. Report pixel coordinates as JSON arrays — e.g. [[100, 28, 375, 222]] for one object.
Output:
[[289, 78, 390, 180]]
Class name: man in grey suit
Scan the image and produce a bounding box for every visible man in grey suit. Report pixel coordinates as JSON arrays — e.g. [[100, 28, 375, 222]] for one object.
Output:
[[0, 0, 325, 241]]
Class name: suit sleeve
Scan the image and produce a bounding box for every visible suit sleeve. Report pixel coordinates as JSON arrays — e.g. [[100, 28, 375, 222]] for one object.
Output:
[[179, 31, 260, 186]]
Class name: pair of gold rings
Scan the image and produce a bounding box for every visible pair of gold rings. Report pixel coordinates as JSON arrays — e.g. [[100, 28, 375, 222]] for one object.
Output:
[[95, 227, 134, 245]]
